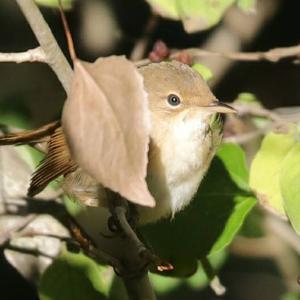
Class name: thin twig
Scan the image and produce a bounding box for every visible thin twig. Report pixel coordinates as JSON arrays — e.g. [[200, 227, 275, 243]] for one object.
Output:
[[184, 44, 300, 62], [3, 243, 56, 259], [200, 258, 226, 296], [223, 103, 298, 144], [265, 215, 300, 256], [233, 103, 285, 123], [15, 0, 73, 93], [0, 47, 46, 63], [0, 214, 37, 245], [130, 16, 159, 61], [223, 129, 265, 144], [135, 43, 300, 67]]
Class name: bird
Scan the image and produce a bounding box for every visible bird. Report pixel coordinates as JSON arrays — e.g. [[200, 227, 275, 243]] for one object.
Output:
[[0, 60, 235, 228]]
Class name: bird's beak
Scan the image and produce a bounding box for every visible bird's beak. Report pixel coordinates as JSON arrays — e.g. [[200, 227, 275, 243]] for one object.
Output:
[[205, 100, 237, 114]]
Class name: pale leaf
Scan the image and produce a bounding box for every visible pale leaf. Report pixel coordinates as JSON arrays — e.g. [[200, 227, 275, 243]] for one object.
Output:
[[62, 56, 155, 207]]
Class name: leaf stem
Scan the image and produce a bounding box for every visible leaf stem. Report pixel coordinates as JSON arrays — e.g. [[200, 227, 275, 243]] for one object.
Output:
[[200, 257, 226, 296]]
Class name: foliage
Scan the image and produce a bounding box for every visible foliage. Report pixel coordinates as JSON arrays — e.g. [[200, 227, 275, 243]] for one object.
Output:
[[35, 0, 73, 9], [39, 249, 110, 300], [141, 143, 256, 276], [62, 57, 154, 207], [250, 126, 300, 234], [39, 144, 255, 299], [280, 141, 300, 234], [2, 0, 300, 299], [145, 0, 256, 32], [192, 63, 213, 82]]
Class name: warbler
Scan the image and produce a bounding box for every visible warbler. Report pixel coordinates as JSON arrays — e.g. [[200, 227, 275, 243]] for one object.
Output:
[[0, 61, 235, 229]]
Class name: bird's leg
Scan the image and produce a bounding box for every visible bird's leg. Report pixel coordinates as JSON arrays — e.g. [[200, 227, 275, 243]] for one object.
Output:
[[68, 217, 125, 274], [107, 191, 146, 253], [107, 190, 173, 275]]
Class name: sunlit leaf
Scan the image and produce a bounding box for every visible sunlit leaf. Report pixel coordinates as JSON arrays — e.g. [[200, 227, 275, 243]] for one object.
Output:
[[217, 143, 249, 191], [280, 142, 300, 234], [35, 0, 73, 9], [249, 128, 298, 216], [234, 92, 261, 105], [281, 292, 300, 300], [141, 143, 256, 276], [62, 56, 154, 207], [192, 63, 213, 82], [146, 0, 255, 33], [39, 250, 108, 300], [237, 0, 256, 12]]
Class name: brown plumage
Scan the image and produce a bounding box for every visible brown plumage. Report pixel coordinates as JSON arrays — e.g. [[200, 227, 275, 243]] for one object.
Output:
[[0, 61, 236, 224], [0, 122, 77, 196], [28, 126, 77, 196], [0, 121, 60, 145]]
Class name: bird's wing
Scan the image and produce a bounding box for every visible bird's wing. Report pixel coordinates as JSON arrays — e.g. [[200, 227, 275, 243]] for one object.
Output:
[[0, 120, 78, 196], [28, 126, 77, 196]]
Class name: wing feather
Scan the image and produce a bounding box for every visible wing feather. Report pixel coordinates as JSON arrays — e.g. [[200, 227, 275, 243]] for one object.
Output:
[[28, 127, 77, 196]]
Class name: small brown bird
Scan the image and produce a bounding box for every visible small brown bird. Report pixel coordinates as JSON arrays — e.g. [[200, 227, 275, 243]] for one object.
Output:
[[0, 61, 235, 227]]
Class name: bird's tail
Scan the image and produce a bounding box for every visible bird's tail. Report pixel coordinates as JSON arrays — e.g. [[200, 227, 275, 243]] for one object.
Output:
[[0, 121, 60, 146]]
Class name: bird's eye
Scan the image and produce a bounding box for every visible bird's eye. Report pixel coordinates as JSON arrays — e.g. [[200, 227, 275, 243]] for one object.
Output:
[[167, 94, 181, 106]]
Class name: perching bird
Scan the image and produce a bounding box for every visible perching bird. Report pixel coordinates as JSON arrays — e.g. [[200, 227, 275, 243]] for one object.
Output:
[[0, 61, 235, 229]]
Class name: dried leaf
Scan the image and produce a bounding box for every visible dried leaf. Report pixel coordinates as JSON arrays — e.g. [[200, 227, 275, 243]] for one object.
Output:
[[5, 215, 69, 282], [62, 56, 155, 207]]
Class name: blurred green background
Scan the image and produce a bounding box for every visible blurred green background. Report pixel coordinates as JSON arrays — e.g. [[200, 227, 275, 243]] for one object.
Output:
[[0, 0, 300, 299]]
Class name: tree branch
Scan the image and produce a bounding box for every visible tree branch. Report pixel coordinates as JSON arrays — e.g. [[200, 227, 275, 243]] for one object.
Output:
[[0, 47, 46, 63], [182, 44, 300, 63], [15, 0, 73, 93], [223, 103, 300, 144], [136, 43, 300, 67], [123, 274, 157, 300]]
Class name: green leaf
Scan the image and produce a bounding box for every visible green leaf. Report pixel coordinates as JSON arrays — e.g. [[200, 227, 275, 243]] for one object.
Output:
[[186, 251, 226, 289], [39, 250, 108, 300], [148, 250, 226, 295], [217, 143, 249, 191], [35, 0, 73, 9], [141, 143, 256, 277], [249, 128, 298, 216], [192, 64, 213, 82], [237, 0, 256, 12], [234, 92, 261, 105], [145, 0, 253, 33], [280, 142, 300, 234], [281, 292, 300, 300], [150, 274, 181, 294]]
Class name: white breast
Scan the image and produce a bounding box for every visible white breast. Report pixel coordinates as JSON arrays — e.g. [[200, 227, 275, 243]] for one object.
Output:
[[137, 111, 222, 224]]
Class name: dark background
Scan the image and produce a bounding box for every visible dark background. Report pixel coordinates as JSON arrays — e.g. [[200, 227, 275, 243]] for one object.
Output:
[[0, 0, 299, 299]]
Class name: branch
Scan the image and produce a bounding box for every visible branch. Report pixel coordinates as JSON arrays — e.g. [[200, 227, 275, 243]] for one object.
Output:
[[4, 243, 56, 259], [123, 274, 157, 300], [183, 44, 300, 63], [0, 47, 46, 63], [136, 43, 300, 67], [130, 15, 159, 61], [15, 0, 73, 93], [233, 103, 285, 123], [107, 193, 157, 300], [223, 103, 300, 144]]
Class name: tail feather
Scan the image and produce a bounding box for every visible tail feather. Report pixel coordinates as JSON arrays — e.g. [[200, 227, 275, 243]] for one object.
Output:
[[0, 120, 77, 197], [27, 126, 77, 197], [0, 121, 60, 145]]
